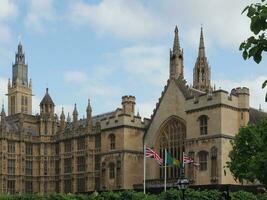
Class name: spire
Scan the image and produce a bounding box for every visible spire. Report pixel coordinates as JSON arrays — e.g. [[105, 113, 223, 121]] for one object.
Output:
[[173, 25, 181, 55], [193, 26, 212, 92], [60, 107, 65, 121], [198, 26, 206, 57], [67, 112, 71, 123], [1, 103, 6, 118], [73, 103, 78, 115], [169, 25, 184, 79], [86, 99, 93, 129], [73, 103, 78, 123], [16, 42, 25, 64]]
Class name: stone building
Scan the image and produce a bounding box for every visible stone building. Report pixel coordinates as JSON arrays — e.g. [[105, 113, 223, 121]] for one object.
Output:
[[0, 27, 266, 194]]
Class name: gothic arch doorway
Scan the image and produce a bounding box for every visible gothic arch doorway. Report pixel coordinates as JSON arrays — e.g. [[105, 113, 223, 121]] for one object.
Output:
[[155, 116, 186, 179]]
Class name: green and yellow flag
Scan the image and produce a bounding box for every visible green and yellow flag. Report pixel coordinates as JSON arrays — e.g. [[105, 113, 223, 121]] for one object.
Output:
[[166, 152, 180, 166]]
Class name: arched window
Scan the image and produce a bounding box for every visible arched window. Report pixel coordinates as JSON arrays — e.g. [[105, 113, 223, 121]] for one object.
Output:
[[198, 151, 208, 171], [158, 117, 186, 179], [210, 147, 218, 182], [199, 115, 208, 135], [109, 163, 115, 179], [109, 134, 115, 150]]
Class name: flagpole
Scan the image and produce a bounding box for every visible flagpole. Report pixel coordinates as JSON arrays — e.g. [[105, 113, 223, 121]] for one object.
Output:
[[143, 142, 146, 194], [164, 149, 167, 192]]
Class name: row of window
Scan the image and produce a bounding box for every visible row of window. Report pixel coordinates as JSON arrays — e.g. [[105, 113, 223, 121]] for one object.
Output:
[[7, 138, 86, 155], [7, 179, 86, 194], [7, 156, 86, 175], [64, 156, 86, 174]]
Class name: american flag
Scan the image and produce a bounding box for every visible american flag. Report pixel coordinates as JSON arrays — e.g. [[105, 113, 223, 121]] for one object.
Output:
[[145, 147, 163, 165]]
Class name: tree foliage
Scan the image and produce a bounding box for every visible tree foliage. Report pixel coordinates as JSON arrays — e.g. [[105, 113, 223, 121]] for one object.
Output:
[[240, 0, 267, 64], [228, 120, 267, 187], [240, 0, 267, 101]]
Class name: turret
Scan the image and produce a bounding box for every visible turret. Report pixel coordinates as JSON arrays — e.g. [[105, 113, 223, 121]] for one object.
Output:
[[193, 27, 212, 92], [122, 95, 135, 116], [40, 88, 55, 115], [169, 26, 184, 80]]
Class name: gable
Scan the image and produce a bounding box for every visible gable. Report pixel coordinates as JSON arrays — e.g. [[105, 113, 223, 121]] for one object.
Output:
[[145, 79, 188, 147]]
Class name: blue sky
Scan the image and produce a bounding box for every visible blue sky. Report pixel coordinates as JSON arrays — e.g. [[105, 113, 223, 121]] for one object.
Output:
[[0, 0, 266, 118]]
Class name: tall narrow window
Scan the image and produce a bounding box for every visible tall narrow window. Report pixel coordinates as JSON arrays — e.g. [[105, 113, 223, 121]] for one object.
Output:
[[109, 134, 115, 150], [44, 160, 48, 175], [25, 181, 33, 193], [77, 178, 85, 193], [65, 140, 72, 153], [8, 159, 15, 175], [199, 115, 208, 135], [109, 163, 115, 179], [7, 180, 15, 194], [77, 137, 85, 150], [8, 142, 15, 153], [11, 96, 15, 115], [77, 156, 85, 172], [211, 146, 218, 182], [25, 160, 33, 175], [26, 143, 33, 155], [64, 158, 72, 173], [64, 179, 72, 193], [198, 151, 208, 171]]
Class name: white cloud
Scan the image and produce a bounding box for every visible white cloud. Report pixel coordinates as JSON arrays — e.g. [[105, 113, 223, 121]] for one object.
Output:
[[216, 75, 267, 111], [0, 0, 17, 21], [64, 70, 88, 83], [69, 0, 164, 39], [0, 24, 11, 43], [25, 0, 55, 33], [0, 0, 17, 44], [107, 45, 169, 86]]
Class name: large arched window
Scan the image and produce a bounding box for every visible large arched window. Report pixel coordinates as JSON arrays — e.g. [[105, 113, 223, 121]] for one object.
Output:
[[198, 151, 208, 171], [158, 117, 186, 179], [109, 163, 115, 179], [210, 146, 218, 182], [109, 134, 115, 150], [199, 115, 208, 135]]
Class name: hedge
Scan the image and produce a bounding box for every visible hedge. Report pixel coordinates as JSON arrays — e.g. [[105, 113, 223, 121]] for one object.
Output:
[[0, 189, 266, 200]]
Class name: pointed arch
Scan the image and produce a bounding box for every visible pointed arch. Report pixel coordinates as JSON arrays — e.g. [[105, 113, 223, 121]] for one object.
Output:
[[155, 116, 186, 179]]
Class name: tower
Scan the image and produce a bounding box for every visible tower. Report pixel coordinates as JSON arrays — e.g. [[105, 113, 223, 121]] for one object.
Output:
[[7, 42, 32, 115], [193, 27, 212, 92], [40, 88, 55, 115], [169, 26, 184, 79]]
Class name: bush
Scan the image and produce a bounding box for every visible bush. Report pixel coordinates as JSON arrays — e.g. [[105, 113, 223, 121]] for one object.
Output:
[[0, 189, 265, 200]]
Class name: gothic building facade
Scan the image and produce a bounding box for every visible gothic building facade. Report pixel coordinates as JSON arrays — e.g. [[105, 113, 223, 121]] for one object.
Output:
[[0, 27, 266, 194]]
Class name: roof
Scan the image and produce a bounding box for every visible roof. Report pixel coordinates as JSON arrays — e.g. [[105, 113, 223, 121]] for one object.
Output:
[[249, 107, 267, 123], [40, 88, 55, 106]]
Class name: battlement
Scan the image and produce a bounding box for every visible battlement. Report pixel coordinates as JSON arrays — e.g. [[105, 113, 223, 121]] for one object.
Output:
[[122, 95, 136, 103], [231, 87, 250, 96], [98, 109, 147, 130], [185, 87, 250, 112]]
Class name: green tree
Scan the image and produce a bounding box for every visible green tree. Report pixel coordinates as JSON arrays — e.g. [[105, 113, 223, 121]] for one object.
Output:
[[227, 120, 267, 186], [240, 0, 267, 101]]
